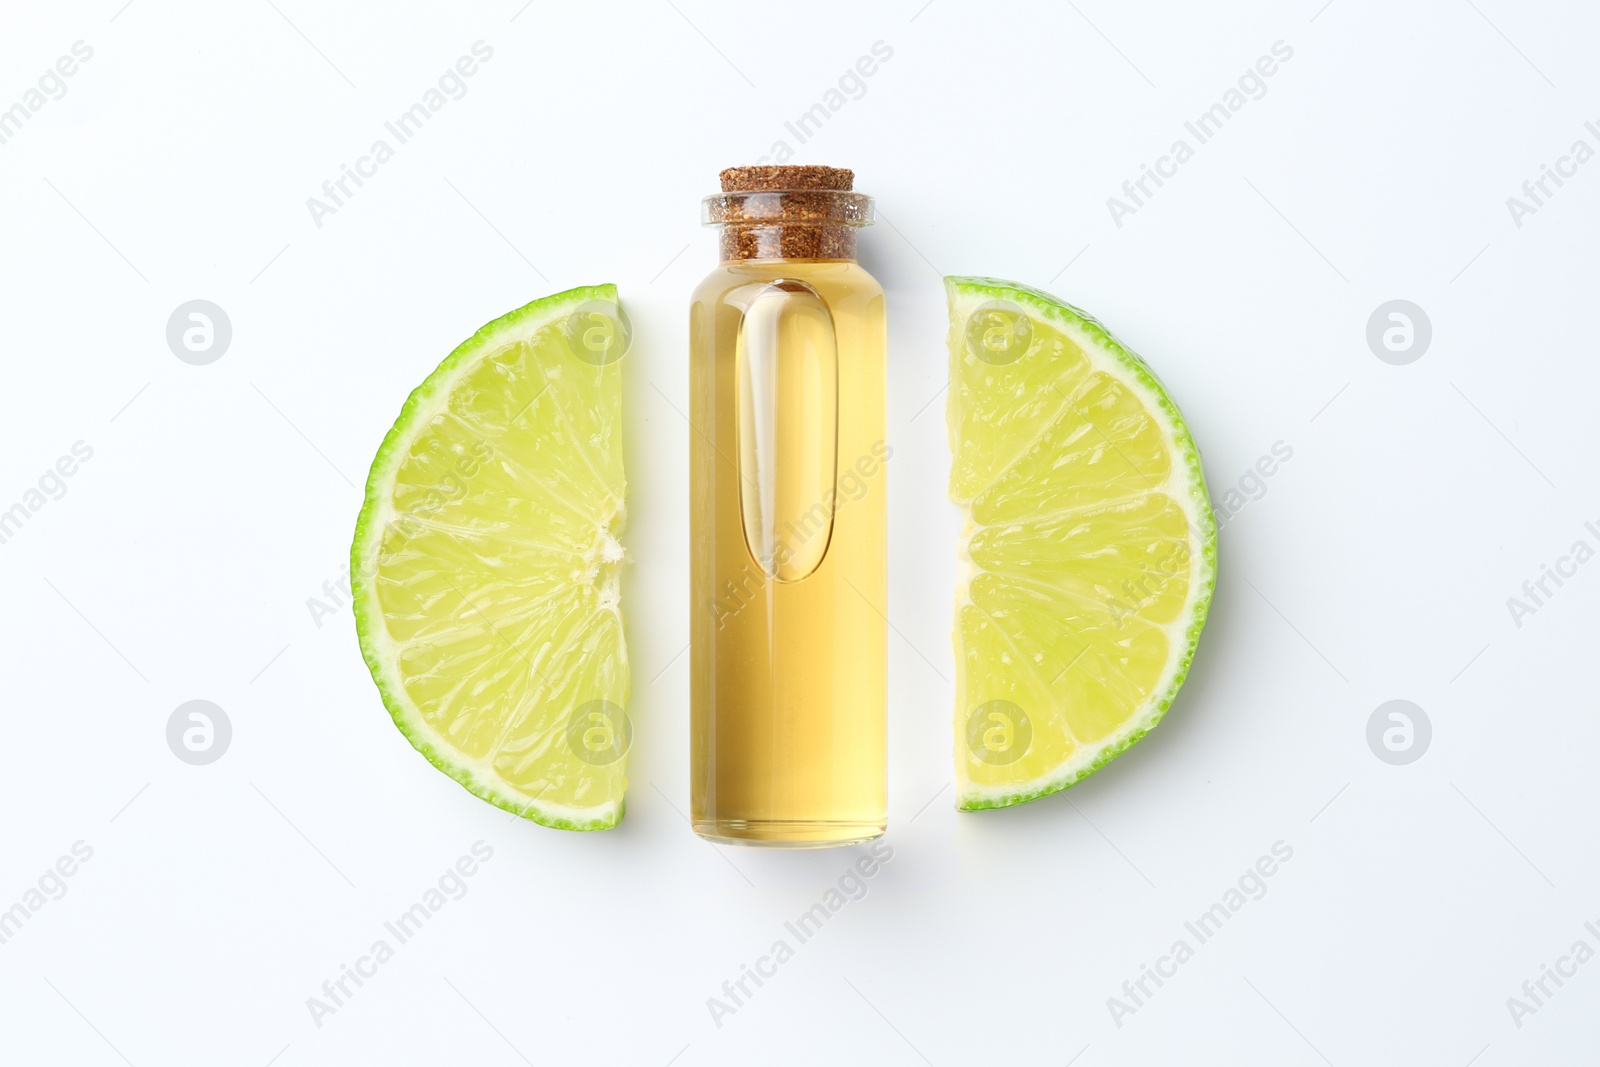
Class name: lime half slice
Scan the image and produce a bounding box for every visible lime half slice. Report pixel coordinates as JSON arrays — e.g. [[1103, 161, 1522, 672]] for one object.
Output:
[[351, 285, 631, 830], [947, 277, 1216, 811]]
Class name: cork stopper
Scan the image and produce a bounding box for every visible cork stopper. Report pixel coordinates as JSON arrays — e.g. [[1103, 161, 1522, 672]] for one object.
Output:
[[719, 166, 855, 192], [704, 165, 872, 262]]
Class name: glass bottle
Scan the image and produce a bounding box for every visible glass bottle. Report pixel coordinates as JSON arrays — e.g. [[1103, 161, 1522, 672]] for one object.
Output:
[[689, 166, 887, 847]]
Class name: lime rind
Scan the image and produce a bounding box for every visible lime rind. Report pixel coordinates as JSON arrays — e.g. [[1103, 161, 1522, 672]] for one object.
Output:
[[946, 276, 1217, 811], [351, 284, 628, 831]]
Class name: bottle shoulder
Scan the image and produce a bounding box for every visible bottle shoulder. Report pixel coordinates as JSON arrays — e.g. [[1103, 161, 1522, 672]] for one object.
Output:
[[693, 260, 882, 303]]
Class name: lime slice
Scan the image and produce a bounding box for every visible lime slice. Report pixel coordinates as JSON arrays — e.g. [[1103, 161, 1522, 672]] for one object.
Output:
[[947, 277, 1216, 810], [351, 285, 631, 830]]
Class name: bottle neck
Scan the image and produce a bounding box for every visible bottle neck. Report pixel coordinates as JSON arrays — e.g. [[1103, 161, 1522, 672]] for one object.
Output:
[[718, 223, 858, 263], [704, 186, 872, 264]]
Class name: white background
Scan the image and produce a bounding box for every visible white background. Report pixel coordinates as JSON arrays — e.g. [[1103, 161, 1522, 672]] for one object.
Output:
[[2, 1, 1597, 1063]]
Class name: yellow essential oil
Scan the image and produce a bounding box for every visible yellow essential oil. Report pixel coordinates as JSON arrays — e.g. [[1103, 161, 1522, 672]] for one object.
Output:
[[689, 166, 887, 846]]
